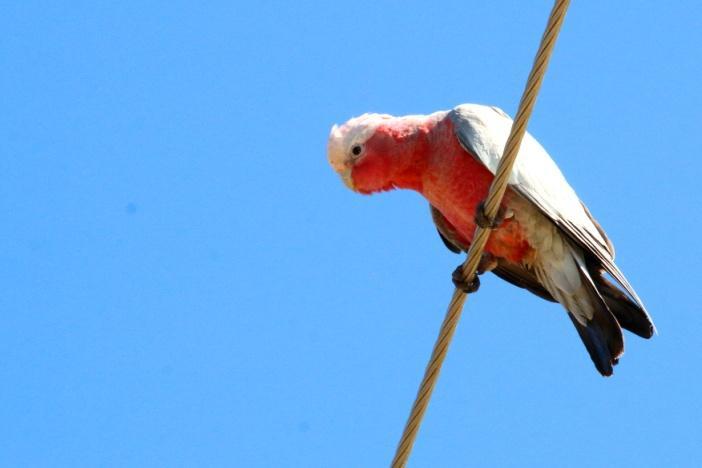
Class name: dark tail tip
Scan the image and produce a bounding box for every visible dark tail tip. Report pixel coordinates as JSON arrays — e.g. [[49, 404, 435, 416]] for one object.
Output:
[[595, 275, 654, 339], [569, 313, 617, 376]]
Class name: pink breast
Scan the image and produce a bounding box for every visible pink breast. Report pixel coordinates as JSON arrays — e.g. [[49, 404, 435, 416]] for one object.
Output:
[[420, 119, 533, 263]]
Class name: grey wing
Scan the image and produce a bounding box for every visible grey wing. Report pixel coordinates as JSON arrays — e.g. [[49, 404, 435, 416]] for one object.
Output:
[[448, 104, 648, 314]]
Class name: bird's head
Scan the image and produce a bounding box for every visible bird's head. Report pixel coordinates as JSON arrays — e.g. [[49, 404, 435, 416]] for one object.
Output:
[[327, 112, 397, 194], [328, 110, 450, 194]]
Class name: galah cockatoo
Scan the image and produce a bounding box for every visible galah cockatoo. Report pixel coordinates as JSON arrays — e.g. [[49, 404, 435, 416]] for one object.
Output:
[[327, 103, 654, 376]]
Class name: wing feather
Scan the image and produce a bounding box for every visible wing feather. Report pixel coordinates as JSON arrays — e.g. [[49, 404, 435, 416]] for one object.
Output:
[[448, 104, 647, 312]]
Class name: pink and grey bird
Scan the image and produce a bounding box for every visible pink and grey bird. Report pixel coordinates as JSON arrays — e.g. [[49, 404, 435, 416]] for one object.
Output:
[[327, 104, 654, 376]]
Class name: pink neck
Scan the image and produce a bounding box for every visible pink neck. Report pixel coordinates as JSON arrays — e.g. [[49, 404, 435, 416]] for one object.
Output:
[[406, 116, 496, 243], [379, 114, 445, 192], [388, 114, 494, 199], [364, 114, 531, 261]]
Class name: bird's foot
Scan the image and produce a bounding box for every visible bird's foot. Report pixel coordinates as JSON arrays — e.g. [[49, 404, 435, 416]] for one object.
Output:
[[475, 201, 514, 229], [452, 266, 480, 293], [452, 253, 498, 294]]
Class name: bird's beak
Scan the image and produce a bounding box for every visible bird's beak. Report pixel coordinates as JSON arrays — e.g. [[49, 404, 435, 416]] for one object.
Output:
[[338, 166, 355, 191], [327, 124, 356, 191]]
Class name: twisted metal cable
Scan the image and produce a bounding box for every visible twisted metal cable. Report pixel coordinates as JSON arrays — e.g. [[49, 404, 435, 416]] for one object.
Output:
[[390, 1, 571, 466]]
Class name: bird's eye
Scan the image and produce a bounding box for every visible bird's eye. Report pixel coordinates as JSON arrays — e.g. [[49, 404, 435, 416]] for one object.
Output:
[[351, 144, 363, 156]]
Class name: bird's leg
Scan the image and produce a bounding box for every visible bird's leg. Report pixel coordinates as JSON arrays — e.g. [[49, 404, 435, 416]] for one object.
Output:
[[452, 252, 498, 294], [475, 200, 514, 230], [477, 251, 498, 274]]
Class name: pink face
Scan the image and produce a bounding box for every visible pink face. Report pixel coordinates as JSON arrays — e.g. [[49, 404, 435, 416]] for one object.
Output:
[[327, 114, 421, 194], [328, 113, 392, 193], [348, 126, 403, 194]]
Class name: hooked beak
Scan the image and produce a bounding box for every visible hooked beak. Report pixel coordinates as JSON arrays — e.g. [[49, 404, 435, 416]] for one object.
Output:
[[327, 124, 356, 191]]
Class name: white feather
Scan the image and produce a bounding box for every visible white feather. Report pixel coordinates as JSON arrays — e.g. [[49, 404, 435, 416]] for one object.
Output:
[[449, 104, 613, 260]]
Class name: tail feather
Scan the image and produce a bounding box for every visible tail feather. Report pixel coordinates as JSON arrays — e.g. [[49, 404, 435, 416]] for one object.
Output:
[[594, 274, 655, 339], [536, 253, 624, 376], [559, 282, 624, 376], [565, 299, 623, 377], [567, 313, 615, 376]]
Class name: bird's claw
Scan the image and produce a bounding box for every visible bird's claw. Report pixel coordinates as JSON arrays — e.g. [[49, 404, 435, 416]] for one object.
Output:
[[475, 200, 513, 229], [452, 266, 480, 294], [452, 253, 497, 294]]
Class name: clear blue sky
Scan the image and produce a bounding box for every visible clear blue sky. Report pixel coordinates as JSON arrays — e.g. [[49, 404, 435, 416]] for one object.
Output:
[[2, 2, 701, 467]]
